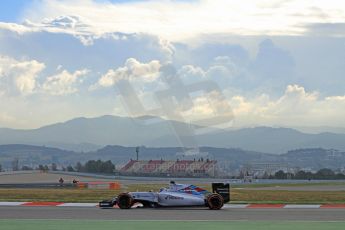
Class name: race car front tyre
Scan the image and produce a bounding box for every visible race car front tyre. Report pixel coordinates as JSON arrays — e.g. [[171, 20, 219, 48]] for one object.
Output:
[[206, 193, 224, 210], [117, 193, 134, 209]]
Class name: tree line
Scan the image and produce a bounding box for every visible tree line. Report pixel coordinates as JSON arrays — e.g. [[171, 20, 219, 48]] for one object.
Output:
[[4, 159, 115, 174], [269, 168, 345, 180], [66, 160, 115, 174]]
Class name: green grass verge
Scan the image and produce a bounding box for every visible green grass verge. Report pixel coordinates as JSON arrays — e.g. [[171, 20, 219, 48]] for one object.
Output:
[[1, 220, 345, 230], [231, 181, 345, 188], [230, 190, 345, 204]]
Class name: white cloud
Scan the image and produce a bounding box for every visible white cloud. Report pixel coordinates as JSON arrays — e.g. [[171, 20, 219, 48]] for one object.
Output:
[[8, 0, 345, 42], [0, 112, 16, 124], [0, 55, 89, 96], [0, 55, 45, 96], [42, 69, 89, 95], [0, 22, 35, 34], [91, 58, 345, 129], [177, 56, 237, 86], [229, 84, 345, 128], [181, 90, 234, 123], [94, 58, 161, 88], [0, 0, 344, 130], [178, 65, 206, 84]]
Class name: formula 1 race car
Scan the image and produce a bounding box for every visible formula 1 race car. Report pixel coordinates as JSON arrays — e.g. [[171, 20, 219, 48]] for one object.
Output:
[[99, 181, 230, 210]]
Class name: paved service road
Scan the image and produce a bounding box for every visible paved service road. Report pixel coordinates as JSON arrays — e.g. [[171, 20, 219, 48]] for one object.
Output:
[[1, 206, 345, 221]]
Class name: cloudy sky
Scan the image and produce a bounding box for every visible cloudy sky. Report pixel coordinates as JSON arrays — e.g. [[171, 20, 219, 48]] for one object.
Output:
[[0, 0, 344, 130]]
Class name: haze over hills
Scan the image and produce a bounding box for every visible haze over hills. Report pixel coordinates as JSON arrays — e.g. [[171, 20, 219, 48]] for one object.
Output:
[[0, 115, 345, 154], [0, 144, 270, 170], [0, 144, 344, 172]]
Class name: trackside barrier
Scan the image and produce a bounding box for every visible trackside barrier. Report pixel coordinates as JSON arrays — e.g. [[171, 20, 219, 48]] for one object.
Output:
[[77, 183, 87, 189], [0, 183, 75, 189], [77, 182, 121, 190], [0, 182, 121, 189]]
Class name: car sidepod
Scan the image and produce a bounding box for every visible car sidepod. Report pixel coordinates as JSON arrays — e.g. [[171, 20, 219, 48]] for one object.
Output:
[[157, 191, 205, 207]]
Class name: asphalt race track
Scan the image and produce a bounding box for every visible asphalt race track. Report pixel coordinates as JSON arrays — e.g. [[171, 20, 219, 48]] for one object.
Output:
[[1, 206, 345, 221]]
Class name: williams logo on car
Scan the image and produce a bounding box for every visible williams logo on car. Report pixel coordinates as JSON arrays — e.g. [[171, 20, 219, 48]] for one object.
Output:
[[165, 195, 184, 200]]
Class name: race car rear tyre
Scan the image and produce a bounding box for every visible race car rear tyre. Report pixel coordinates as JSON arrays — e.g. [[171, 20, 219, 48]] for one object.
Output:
[[117, 193, 133, 209], [207, 193, 224, 210]]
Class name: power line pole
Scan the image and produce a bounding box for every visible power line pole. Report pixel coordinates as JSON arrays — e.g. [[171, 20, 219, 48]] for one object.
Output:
[[136, 146, 139, 161]]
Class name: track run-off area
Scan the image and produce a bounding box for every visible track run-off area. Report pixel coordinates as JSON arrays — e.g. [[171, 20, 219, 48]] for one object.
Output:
[[1, 205, 345, 221], [1, 220, 345, 230], [1, 206, 345, 230], [1, 173, 345, 229]]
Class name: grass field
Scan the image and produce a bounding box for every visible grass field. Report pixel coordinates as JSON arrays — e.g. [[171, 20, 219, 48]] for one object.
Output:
[[230, 190, 345, 204], [1, 220, 345, 230], [230, 181, 345, 188], [1, 182, 345, 203]]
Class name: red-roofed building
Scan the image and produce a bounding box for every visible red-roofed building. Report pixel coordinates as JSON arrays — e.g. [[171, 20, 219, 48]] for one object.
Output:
[[120, 159, 217, 177]]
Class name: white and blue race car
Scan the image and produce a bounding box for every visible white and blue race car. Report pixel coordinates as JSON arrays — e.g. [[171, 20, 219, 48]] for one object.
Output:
[[99, 181, 229, 210]]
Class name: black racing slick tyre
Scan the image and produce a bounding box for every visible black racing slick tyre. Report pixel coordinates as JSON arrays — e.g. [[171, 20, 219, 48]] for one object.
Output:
[[207, 193, 224, 210], [117, 193, 133, 209]]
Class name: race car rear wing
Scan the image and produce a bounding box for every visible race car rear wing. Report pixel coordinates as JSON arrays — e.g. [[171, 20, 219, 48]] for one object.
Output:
[[212, 183, 230, 203]]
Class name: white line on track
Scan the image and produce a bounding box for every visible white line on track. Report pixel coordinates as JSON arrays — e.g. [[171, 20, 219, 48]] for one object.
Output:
[[223, 204, 249, 208], [284, 205, 321, 209], [0, 202, 26, 206], [0, 202, 343, 209], [1, 219, 345, 223], [57, 203, 97, 207]]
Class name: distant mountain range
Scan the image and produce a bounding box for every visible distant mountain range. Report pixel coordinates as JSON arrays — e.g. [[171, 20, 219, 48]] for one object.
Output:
[[0, 115, 345, 153]]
